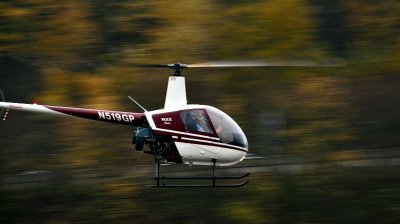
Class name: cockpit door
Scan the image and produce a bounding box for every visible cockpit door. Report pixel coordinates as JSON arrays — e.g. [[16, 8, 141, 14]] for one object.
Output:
[[179, 109, 222, 155]]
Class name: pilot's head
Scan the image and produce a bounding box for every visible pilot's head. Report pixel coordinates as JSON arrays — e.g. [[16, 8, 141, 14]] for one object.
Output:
[[194, 111, 203, 122]]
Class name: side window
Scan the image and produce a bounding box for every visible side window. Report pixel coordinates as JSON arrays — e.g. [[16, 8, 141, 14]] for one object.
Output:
[[180, 110, 212, 134]]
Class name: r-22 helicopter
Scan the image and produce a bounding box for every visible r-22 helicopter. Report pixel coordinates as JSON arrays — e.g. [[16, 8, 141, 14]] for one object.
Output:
[[0, 60, 344, 187]]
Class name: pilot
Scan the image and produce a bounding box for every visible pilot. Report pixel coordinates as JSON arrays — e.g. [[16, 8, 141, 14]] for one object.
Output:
[[193, 111, 206, 132], [184, 110, 210, 133]]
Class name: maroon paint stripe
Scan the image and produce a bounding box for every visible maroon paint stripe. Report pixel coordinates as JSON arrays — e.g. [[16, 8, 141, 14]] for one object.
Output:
[[45, 105, 145, 126], [153, 129, 220, 143]]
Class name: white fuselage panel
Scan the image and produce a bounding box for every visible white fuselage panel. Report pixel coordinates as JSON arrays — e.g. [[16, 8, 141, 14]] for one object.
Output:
[[175, 141, 246, 166]]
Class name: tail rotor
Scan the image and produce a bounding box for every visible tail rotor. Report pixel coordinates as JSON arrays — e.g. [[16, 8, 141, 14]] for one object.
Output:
[[0, 89, 9, 121]]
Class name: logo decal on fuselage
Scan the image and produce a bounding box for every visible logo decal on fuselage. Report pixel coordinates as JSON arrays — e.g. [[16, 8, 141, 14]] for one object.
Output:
[[161, 117, 172, 124]]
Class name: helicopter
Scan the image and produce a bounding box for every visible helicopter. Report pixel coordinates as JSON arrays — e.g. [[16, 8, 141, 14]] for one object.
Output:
[[0, 59, 345, 187]]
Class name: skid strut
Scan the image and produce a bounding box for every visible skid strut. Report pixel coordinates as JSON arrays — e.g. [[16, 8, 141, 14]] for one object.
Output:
[[151, 158, 249, 188]]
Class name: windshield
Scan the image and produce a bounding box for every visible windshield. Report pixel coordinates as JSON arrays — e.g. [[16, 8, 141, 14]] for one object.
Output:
[[206, 106, 248, 149]]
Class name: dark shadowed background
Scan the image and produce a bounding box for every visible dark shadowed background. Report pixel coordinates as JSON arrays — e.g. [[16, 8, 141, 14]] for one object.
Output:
[[1, 1, 399, 223]]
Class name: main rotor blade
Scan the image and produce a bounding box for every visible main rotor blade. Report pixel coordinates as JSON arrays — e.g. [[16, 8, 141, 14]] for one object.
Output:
[[133, 58, 346, 71], [134, 64, 174, 68], [187, 58, 346, 68]]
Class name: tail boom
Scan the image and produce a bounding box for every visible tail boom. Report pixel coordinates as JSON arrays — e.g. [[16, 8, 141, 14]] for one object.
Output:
[[0, 102, 145, 126]]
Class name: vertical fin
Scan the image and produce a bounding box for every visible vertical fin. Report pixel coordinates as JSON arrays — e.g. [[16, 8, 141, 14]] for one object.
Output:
[[164, 76, 187, 109]]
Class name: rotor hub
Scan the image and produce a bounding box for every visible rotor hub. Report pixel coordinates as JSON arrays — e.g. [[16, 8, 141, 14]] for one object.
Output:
[[170, 63, 187, 76]]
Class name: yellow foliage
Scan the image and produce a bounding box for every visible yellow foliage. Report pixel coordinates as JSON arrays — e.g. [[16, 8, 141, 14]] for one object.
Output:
[[222, 202, 267, 224], [0, 4, 33, 17]]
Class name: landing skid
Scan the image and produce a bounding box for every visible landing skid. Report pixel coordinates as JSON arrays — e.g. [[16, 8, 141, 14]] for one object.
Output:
[[150, 158, 249, 188]]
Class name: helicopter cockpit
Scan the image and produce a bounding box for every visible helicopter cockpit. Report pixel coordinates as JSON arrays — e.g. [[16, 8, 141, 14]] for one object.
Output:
[[179, 106, 248, 149]]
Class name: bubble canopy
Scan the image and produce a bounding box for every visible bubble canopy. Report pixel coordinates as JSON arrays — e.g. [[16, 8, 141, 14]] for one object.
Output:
[[205, 106, 248, 149]]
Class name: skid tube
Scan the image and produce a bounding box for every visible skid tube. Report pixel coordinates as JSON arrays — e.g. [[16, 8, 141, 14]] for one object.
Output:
[[150, 158, 249, 188]]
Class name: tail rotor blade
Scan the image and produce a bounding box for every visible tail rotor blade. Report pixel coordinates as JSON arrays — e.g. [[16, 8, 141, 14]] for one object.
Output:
[[0, 89, 4, 102], [0, 89, 7, 121]]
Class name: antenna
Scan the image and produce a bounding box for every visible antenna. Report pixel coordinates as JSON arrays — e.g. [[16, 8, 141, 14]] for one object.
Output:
[[128, 95, 147, 112]]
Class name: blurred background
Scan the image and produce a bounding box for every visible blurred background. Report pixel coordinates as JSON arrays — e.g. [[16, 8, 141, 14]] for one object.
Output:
[[1, 0, 399, 223]]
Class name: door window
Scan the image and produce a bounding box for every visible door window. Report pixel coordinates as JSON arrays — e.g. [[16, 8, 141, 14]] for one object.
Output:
[[180, 110, 212, 134]]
